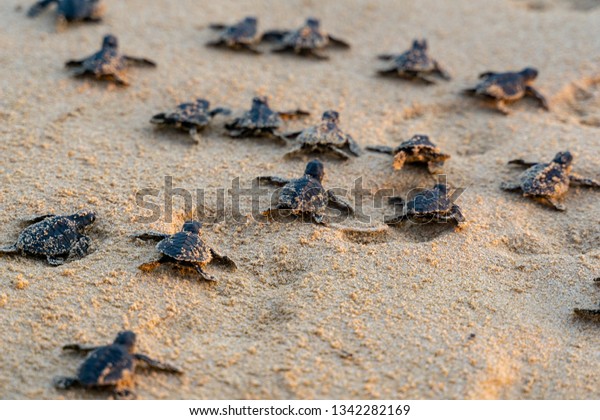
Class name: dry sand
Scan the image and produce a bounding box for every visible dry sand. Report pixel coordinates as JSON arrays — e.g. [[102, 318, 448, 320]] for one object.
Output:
[[1, 0, 599, 399]]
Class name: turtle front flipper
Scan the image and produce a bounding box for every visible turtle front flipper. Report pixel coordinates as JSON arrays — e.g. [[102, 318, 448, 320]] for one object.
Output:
[[574, 308, 600, 322], [449, 205, 466, 225], [65, 59, 85, 68], [366, 145, 394, 155], [542, 196, 566, 211], [47, 255, 66, 266], [392, 151, 408, 170], [260, 30, 289, 43], [27, 0, 57, 17], [384, 213, 408, 225], [569, 174, 600, 188], [134, 353, 182, 374], [256, 175, 291, 186], [278, 109, 310, 120], [62, 344, 100, 354], [114, 389, 137, 400], [327, 191, 355, 214], [326, 146, 352, 160], [194, 265, 217, 282], [70, 236, 92, 259], [500, 181, 522, 191], [433, 61, 452, 80], [132, 232, 170, 241], [20, 214, 56, 225], [508, 159, 538, 167], [495, 100, 511, 115], [209, 248, 237, 270], [0, 245, 19, 255], [525, 86, 550, 111], [209, 107, 231, 117], [327, 35, 351, 49], [284, 144, 312, 159], [53, 376, 80, 390], [388, 196, 405, 207], [346, 137, 362, 157], [122, 56, 157, 68], [189, 127, 201, 143], [138, 260, 162, 272], [427, 160, 445, 174]]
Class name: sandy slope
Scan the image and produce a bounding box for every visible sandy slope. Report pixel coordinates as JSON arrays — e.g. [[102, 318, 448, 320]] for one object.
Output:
[[0, 0, 599, 399]]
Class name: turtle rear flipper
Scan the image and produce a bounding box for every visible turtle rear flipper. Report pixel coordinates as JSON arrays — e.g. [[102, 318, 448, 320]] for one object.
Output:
[[327, 35, 350, 48], [54, 376, 80, 390], [366, 145, 394, 155], [0, 245, 19, 254], [27, 0, 57, 17]]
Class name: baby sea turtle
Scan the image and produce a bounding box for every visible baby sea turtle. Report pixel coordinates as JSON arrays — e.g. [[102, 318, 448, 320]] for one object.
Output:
[[150, 99, 231, 143], [0, 210, 96, 266], [377, 39, 451, 84], [574, 278, 600, 322], [207, 16, 262, 53], [65, 34, 156, 86], [257, 159, 354, 224], [463, 67, 549, 114], [225, 96, 309, 140], [500, 151, 600, 211], [385, 184, 465, 226], [27, 0, 104, 27], [367, 134, 450, 173], [283, 110, 361, 160], [54, 331, 182, 399], [262, 17, 350, 60], [133, 221, 236, 282]]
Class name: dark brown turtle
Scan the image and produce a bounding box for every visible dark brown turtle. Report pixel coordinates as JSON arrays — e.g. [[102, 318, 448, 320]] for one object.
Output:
[[150, 99, 231, 143], [385, 183, 465, 226], [65, 34, 156, 86], [133, 220, 236, 281], [377, 39, 450, 84], [283, 110, 361, 160], [207, 16, 262, 53], [0, 210, 96, 266], [225, 96, 309, 140], [262, 17, 350, 60], [27, 0, 105, 27], [54, 331, 182, 399], [257, 159, 354, 224], [574, 278, 600, 322], [463, 67, 549, 114], [367, 134, 450, 173], [500, 151, 600, 211]]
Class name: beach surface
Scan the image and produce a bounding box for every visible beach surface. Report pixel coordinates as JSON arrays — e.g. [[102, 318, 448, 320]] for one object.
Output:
[[1, 0, 599, 399]]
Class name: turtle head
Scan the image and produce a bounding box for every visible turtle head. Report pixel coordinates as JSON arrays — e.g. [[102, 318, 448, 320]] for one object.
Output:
[[520, 67, 538, 81], [552, 151, 573, 167], [102, 34, 118, 50], [306, 18, 320, 29], [252, 96, 269, 108], [322, 110, 340, 124], [244, 16, 258, 26], [304, 159, 325, 182], [412, 39, 427, 50], [182, 220, 202, 234], [113, 331, 136, 352], [71, 210, 96, 227]]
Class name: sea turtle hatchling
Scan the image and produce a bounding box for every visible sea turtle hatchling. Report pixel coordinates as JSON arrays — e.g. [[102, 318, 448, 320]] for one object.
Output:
[[262, 17, 350, 60], [150, 99, 231, 143], [133, 220, 236, 282], [27, 0, 105, 27], [500, 151, 600, 211], [385, 183, 465, 226], [0, 210, 96, 266], [463, 67, 549, 114], [367, 134, 450, 173], [225, 96, 309, 140], [257, 159, 354, 224], [65, 34, 156, 86], [54, 331, 182, 399], [377, 39, 451, 84], [207, 16, 262, 53], [283, 110, 361, 160]]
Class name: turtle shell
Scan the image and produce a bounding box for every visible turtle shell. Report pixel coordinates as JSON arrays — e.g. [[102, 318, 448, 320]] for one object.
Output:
[[296, 119, 349, 147], [156, 231, 212, 264], [475, 72, 527, 101], [406, 185, 453, 217], [391, 44, 436, 73], [81, 47, 125, 77], [77, 345, 134, 387], [518, 162, 570, 198], [282, 24, 327, 50], [229, 101, 282, 130], [396, 135, 437, 152], [59, 0, 103, 21], [159, 100, 212, 128], [278, 176, 328, 215], [16, 216, 84, 257], [220, 17, 258, 45]]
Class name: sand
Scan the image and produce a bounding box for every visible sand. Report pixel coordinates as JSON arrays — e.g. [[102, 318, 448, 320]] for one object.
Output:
[[1, 0, 599, 399]]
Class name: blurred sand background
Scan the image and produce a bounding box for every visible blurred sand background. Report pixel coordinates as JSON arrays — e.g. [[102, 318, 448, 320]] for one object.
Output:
[[1, 0, 599, 399]]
